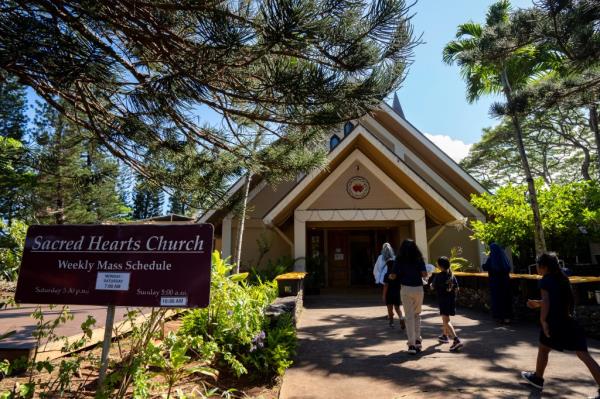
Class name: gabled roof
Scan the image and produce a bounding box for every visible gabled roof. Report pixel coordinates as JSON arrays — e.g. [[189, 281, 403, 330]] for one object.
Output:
[[392, 93, 405, 119], [372, 103, 487, 198], [263, 124, 466, 227], [196, 176, 265, 224], [140, 213, 194, 222], [199, 99, 487, 226]]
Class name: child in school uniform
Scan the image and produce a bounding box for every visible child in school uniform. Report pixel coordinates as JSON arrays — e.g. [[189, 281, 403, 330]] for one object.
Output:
[[382, 258, 405, 329], [521, 253, 600, 398], [432, 256, 463, 352]]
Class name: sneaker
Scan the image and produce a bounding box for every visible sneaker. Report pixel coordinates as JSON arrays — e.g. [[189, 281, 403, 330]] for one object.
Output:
[[415, 339, 422, 350], [388, 318, 394, 328], [407, 345, 417, 355], [449, 338, 463, 352], [521, 371, 544, 390], [399, 318, 406, 330], [438, 335, 449, 344]]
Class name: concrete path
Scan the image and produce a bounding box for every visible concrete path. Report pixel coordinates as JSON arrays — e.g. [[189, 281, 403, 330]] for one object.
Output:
[[280, 291, 600, 399]]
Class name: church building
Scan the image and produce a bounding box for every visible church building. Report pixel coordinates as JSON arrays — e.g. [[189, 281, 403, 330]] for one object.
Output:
[[199, 96, 488, 287]]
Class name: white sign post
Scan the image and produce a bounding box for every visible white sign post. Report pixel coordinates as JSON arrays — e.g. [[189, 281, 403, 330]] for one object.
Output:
[[98, 305, 115, 387]]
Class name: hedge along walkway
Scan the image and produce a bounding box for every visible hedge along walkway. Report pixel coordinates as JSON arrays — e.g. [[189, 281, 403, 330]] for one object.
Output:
[[280, 290, 600, 399]]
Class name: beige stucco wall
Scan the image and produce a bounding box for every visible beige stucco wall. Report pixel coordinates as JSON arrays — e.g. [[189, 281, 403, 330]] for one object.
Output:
[[213, 237, 222, 254], [229, 218, 293, 271], [427, 226, 481, 268], [246, 180, 297, 218], [309, 160, 412, 210]]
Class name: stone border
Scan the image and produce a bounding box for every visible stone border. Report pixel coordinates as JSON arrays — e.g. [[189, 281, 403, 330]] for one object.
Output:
[[266, 286, 303, 326]]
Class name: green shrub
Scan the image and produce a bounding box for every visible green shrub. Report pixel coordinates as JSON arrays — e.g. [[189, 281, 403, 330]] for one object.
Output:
[[449, 247, 478, 272], [470, 180, 600, 259], [180, 251, 285, 378], [248, 255, 295, 284], [0, 220, 27, 281], [243, 313, 297, 378]]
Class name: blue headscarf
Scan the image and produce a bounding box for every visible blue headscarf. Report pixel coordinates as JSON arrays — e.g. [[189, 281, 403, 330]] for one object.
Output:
[[485, 243, 512, 273]]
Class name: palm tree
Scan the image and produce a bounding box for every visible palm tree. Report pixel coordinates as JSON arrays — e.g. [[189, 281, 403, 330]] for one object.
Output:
[[443, 0, 552, 255]]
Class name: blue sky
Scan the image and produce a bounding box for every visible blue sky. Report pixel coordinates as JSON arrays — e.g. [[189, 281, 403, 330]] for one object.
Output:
[[392, 0, 533, 160]]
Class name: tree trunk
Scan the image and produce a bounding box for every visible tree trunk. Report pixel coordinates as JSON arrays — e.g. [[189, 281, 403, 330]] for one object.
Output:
[[568, 139, 591, 181], [234, 171, 252, 274], [541, 149, 552, 185], [501, 70, 546, 256], [588, 104, 600, 180], [579, 145, 592, 181], [54, 124, 65, 225], [558, 119, 592, 181]]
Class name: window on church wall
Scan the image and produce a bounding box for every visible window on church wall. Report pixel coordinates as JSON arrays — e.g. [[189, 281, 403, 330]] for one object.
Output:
[[329, 134, 340, 151], [343, 121, 354, 137]]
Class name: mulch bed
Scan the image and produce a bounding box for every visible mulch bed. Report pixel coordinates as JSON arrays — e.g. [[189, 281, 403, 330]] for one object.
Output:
[[0, 307, 281, 398]]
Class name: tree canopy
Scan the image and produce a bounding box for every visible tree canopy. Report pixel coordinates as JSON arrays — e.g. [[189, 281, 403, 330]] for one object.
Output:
[[0, 0, 418, 184], [444, 0, 553, 255], [470, 180, 600, 264], [461, 107, 597, 189]]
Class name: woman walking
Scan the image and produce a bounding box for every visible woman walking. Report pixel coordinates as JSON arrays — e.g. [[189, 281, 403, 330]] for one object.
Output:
[[395, 239, 428, 355], [482, 242, 513, 324]]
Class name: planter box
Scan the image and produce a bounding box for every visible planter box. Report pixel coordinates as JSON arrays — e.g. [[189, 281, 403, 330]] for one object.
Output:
[[275, 272, 307, 298]]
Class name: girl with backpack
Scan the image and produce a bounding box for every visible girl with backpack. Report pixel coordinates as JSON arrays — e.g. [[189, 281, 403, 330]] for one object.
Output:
[[432, 256, 463, 352], [521, 253, 600, 398]]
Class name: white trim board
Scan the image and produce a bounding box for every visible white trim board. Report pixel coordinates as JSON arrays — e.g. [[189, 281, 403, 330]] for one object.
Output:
[[295, 208, 425, 223], [359, 116, 407, 159], [201, 103, 487, 225], [197, 177, 246, 223], [292, 208, 429, 271]]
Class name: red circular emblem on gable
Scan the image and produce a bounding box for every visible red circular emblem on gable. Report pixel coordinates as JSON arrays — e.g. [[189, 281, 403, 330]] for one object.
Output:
[[346, 176, 370, 199]]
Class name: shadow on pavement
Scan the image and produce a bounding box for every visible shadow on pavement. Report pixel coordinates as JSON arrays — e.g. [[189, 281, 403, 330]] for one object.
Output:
[[289, 293, 600, 398]]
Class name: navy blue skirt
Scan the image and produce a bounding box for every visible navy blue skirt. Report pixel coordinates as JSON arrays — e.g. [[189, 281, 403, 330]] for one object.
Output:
[[438, 296, 456, 316], [386, 289, 401, 306], [540, 317, 588, 352]]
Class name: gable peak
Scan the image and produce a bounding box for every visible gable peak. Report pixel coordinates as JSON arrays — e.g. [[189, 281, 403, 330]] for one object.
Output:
[[392, 92, 405, 119]]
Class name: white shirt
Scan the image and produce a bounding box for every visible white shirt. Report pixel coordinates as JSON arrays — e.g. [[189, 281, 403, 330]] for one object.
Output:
[[373, 255, 392, 284]]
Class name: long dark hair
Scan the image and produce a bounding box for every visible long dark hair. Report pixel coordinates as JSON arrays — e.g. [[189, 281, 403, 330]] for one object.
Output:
[[396, 239, 424, 265], [537, 252, 574, 314], [438, 256, 451, 275], [438, 256, 454, 287]]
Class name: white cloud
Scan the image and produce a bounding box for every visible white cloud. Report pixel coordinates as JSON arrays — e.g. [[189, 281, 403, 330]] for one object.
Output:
[[424, 133, 472, 162]]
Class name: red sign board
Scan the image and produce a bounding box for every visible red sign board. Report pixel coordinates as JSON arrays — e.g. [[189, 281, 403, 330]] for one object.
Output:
[[15, 224, 213, 308]]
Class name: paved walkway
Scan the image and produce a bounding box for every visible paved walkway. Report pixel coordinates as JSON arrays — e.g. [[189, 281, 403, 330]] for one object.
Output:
[[280, 291, 600, 399]]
